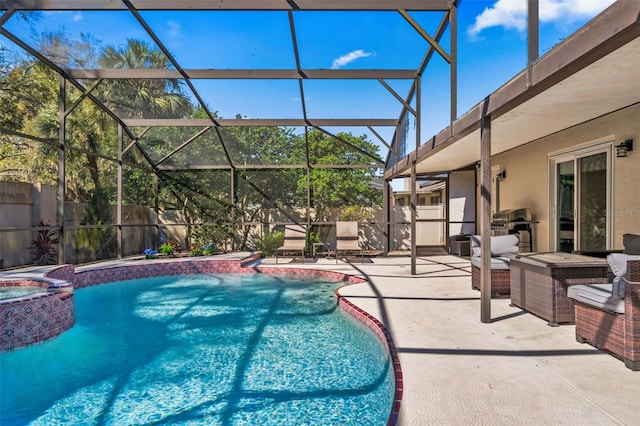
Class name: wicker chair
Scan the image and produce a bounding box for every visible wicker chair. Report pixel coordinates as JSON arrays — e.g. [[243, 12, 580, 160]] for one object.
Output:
[[470, 234, 519, 298], [568, 258, 640, 370]]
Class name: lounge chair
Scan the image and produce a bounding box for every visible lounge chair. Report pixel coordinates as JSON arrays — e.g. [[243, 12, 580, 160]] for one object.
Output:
[[275, 224, 306, 264], [335, 221, 364, 263]]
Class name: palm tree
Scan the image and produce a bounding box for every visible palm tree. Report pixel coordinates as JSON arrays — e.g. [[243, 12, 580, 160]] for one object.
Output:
[[97, 39, 191, 119]]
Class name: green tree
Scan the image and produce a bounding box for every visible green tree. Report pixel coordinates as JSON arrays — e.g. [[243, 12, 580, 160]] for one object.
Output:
[[304, 129, 382, 220], [0, 44, 59, 184], [97, 39, 191, 119]]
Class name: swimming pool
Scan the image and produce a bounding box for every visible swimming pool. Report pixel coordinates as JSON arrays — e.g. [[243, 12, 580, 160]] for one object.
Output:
[[0, 273, 394, 425], [0, 286, 46, 300]]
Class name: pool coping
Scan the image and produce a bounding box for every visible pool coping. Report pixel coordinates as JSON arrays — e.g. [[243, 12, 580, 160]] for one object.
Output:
[[2, 253, 402, 425]]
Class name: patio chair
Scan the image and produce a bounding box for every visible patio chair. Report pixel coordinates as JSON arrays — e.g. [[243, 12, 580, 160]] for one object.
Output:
[[470, 234, 520, 297], [568, 254, 640, 370], [275, 224, 307, 264], [335, 221, 364, 263]]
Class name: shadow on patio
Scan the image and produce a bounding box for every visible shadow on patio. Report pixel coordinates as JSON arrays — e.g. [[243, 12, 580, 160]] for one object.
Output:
[[258, 253, 639, 425]]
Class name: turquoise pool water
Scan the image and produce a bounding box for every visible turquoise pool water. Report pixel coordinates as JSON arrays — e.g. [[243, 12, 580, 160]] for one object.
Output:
[[0, 273, 393, 425]]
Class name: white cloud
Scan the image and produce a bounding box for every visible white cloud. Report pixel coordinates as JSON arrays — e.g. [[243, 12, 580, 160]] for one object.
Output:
[[71, 12, 83, 22], [467, 0, 616, 38], [331, 49, 374, 69], [167, 21, 182, 38]]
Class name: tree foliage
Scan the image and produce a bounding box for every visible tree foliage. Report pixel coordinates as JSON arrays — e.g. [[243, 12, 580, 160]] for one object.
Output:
[[1, 26, 384, 257]]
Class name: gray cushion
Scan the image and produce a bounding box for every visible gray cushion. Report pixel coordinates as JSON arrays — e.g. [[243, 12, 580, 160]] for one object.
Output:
[[470, 234, 520, 257], [470, 235, 481, 250], [611, 277, 625, 299], [567, 284, 625, 314], [490, 234, 520, 256], [471, 256, 511, 270], [607, 253, 640, 297], [623, 233, 640, 255], [607, 253, 640, 278]]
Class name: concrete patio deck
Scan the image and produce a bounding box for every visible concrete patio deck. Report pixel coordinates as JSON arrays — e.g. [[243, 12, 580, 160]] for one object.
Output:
[[256, 254, 639, 425], [2, 253, 638, 424]]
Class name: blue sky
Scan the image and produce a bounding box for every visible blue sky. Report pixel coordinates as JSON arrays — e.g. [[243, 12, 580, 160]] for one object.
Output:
[[1, 0, 617, 152]]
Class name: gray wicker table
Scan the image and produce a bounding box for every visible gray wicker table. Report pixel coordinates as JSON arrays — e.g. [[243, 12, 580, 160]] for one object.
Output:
[[509, 252, 609, 326]]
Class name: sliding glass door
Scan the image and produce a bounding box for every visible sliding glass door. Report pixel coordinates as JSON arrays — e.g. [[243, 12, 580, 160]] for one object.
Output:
[[556, 160, 575, 252], [550, 144, 611, 253]]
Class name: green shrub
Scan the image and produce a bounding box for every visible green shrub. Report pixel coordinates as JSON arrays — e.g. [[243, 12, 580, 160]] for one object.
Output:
[[256, 231, 284, 256], [159, 240, 178, 256], [202, 243, 217, 255], [192, 226, 229, 249], [305, 230, 321, 253]]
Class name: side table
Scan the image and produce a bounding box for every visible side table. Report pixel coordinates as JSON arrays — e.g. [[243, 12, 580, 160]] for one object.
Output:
[[509, 252, 609, 326], [312, 242, 328, 258]]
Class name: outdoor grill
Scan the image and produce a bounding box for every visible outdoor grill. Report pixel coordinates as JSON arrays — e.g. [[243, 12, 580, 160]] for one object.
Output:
[[491, 208, 535, 251], [491, 208, 532, 234]]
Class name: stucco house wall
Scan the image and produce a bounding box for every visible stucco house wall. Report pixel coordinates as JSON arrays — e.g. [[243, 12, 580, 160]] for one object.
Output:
[[488, 103, 639, 252]]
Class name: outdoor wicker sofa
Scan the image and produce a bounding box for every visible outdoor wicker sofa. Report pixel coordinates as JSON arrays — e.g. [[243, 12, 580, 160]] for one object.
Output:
[[470, 234, 519, 297], [568, 251, 640, 371]]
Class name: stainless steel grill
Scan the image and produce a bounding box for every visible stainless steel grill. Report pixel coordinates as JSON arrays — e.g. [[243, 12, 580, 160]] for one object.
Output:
[[491, 208, 532, 233], [491, 208, 535, 251]]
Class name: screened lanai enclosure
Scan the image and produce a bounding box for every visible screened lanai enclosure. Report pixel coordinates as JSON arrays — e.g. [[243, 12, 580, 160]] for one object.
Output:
[[0, 1, 458, 267]]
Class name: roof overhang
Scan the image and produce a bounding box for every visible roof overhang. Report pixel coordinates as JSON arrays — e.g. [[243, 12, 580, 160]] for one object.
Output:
[[385, 0, 640, 178]]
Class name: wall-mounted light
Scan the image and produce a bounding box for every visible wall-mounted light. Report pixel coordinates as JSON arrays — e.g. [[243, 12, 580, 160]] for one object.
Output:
[[615, 139, 633, 158], [496, 170, 506, 181]]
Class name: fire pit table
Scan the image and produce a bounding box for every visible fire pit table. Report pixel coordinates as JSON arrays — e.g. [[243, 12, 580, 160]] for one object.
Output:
[[508, 252, 610, 326]]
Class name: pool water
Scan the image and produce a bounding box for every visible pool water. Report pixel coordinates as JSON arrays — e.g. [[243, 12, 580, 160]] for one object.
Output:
[[0, 273, 394, 425], [0, 287, 45, 300]]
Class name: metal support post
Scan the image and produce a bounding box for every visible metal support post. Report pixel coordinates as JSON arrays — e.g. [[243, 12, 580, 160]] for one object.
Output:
[[411, 162, 417, 275], [527, 0, 539, 87], [57, 76, 66, 265], [383, 179, 390, 256], [480, 103, 492, 323], [230, 169, 236, 251], [116, 125, 123, 258], [153, 173, 159, 250], [450, 2, 458, 123]]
